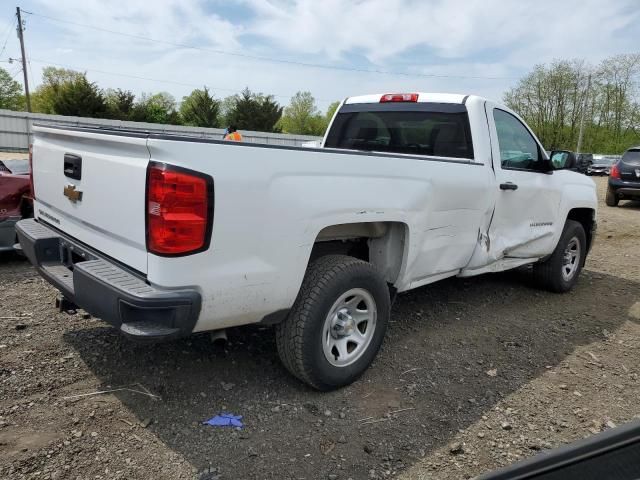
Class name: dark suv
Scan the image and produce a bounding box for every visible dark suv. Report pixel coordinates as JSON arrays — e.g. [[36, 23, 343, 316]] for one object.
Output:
[[606, 147, 640, 206]]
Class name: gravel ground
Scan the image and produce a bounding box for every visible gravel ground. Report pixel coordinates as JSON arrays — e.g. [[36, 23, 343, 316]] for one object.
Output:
[[1, 176, 638, 480]]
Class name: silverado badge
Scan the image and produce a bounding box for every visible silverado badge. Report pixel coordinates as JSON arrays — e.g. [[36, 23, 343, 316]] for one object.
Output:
[[63, 184, 83, 203]]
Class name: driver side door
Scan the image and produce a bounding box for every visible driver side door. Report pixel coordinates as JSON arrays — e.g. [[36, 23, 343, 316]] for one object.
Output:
[[486, 103, 564, 259]]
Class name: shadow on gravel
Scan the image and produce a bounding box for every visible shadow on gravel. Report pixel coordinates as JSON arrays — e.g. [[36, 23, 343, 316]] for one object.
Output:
[[65, 269, 640, 479], [618, 200, 640, 210], [0, 250, 28, 263]]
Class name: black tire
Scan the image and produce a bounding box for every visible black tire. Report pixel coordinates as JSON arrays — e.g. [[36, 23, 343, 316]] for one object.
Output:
[[276, 255, 390, 391], [533, 220, 586, 293], [605, 187, 619, 207]]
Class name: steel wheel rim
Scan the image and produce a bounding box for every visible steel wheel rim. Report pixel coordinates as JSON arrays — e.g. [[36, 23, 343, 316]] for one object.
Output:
[[322, 288, 377, 367], [561, 236, 581, 281]]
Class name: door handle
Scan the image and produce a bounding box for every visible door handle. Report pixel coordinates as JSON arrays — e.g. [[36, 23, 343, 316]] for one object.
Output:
[[500, 182, 518, 191]]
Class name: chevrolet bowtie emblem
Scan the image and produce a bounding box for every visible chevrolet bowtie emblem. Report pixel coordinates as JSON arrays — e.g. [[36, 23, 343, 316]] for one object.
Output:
[[63, 184, 83, 203]]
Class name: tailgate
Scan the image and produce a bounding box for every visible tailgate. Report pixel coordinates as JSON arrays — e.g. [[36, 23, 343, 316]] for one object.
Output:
[[32, 126, 149, 273]]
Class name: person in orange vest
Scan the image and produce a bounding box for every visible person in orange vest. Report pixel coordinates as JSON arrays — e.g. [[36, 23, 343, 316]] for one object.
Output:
[[224, 125, 242, 141]]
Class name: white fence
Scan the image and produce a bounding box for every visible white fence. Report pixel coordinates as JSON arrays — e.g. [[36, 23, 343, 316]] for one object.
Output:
[[0, 109, 321, 151]]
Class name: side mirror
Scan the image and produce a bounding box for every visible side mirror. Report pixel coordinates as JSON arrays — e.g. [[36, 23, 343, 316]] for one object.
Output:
[[549, 150, 577, 170]]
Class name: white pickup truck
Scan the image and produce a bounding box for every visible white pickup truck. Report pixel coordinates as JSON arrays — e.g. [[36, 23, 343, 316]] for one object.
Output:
[[17, 92, 597, 390]]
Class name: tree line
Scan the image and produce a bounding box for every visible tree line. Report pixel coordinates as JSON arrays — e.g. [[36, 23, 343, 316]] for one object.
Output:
[[0, 66, 340, 136], [504, 53, 640, 154]]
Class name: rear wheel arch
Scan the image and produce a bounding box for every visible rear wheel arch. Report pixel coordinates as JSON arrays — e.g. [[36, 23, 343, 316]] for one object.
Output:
[[308, 221, 409, 286]]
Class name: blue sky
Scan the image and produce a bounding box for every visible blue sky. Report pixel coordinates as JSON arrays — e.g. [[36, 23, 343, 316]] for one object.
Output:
[[1, 0, 639, 112]]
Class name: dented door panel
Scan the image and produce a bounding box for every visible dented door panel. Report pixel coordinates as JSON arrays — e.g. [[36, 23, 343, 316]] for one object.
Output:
[[478, 102, 564, 265]]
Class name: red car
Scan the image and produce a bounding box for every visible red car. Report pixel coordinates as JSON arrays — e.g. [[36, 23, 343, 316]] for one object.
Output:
[[0, 156, 32, 252]]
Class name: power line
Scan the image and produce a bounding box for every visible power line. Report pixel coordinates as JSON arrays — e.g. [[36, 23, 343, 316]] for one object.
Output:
[[10, 65, 23, 79], [26, 51, 34, 87], [28, 57, 223, 89], [27, 58, 332, 103], [27, 55, 34, 85], [0, 14, 16, 58], [24, 10, 515, 81]]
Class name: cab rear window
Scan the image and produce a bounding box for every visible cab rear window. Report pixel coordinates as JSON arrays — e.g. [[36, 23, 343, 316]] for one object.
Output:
[[324, 103, 474, 159]]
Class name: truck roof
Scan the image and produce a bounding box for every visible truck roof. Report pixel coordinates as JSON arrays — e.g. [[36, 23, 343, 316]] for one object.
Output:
[[344, 92, 477, 105]]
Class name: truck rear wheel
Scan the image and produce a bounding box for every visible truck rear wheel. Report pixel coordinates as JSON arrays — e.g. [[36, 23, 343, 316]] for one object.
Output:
[[533, 220, 586, 293], [276, 255, 390, 391], [605, 187, 619, 207]]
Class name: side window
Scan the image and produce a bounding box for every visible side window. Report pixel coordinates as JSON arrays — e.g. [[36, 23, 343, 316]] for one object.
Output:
[[493, 109, 543, 171]]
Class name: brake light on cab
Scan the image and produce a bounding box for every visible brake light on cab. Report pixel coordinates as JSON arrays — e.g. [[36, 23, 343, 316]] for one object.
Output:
[[380, 93, 419, 103], [146, 162, 214, 256], [610, 163, 621, 179]]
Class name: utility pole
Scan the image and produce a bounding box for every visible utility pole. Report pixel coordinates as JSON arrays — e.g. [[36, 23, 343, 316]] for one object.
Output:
[[16, 7, 31, 112], [575, 73, 591, 154]]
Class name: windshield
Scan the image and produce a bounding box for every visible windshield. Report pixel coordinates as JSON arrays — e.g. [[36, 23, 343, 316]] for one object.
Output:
[[324, 104, 474, 159], [622, 149, 640, 166]]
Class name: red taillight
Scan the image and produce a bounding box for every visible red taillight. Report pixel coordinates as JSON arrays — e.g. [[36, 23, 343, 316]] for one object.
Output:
[[610, 163, 620, 179], [146, 163, 213, 256], [380, 93, 419, 103], [28, 144, 34, 198]]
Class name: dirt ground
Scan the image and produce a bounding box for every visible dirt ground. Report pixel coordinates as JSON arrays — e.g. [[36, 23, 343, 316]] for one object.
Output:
[[0, 152, 28, 162], [1, 176, 638, 480]]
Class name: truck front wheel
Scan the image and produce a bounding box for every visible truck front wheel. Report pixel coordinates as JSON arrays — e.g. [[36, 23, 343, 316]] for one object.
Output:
[[276, 255, 390, 391], [533, 220, 586, 293]]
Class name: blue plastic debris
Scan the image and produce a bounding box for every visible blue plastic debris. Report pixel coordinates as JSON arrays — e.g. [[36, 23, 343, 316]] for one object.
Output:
[[203, 413, 243, 428]]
